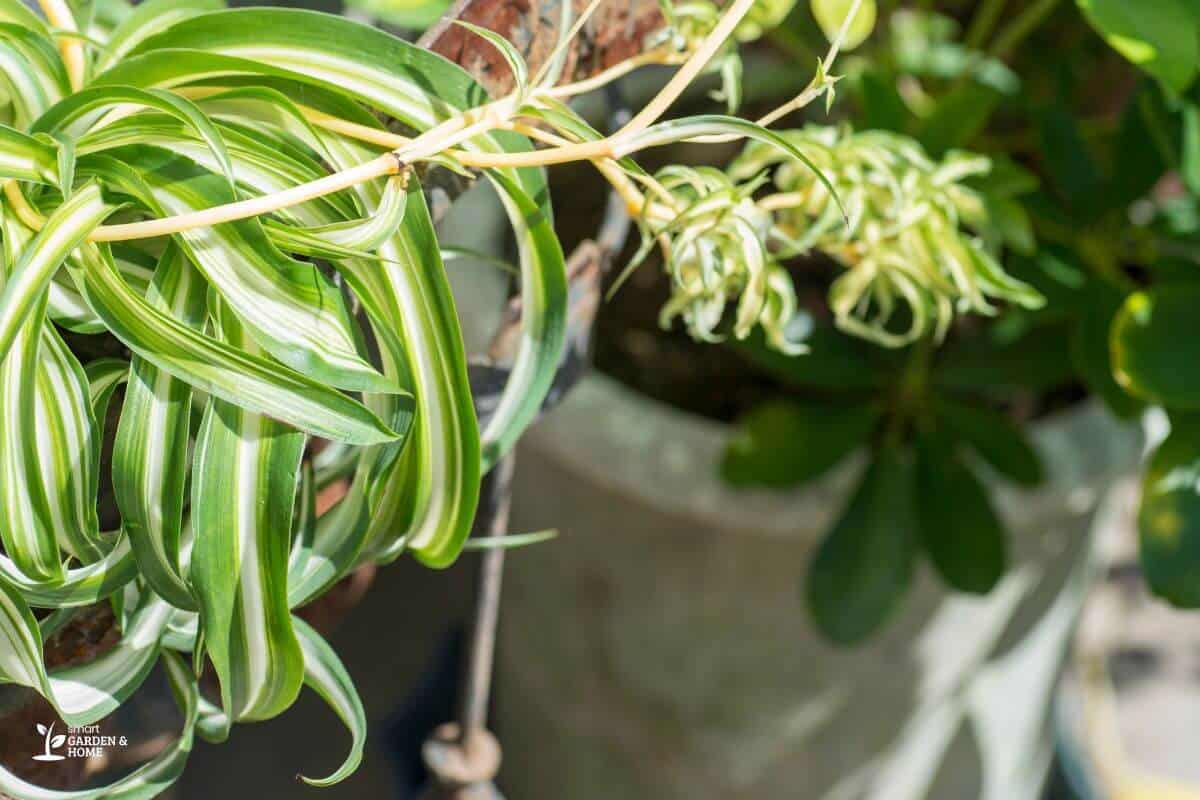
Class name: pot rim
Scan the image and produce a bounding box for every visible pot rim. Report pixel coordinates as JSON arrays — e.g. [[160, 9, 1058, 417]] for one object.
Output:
[[522, 372, 1144, 539]]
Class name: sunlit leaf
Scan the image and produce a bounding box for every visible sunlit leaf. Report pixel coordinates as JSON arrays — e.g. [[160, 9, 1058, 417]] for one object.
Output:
[[810, 0, 876, 51], [1140, 416, 1200, 607]]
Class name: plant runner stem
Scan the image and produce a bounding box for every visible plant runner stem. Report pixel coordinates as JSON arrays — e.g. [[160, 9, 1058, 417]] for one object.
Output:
[[18, 0, 824, 244], [613, 0, 759, 140], [74, 0, 760, 242], [89, 154, 401, 241], [37, 0, 85, 90]]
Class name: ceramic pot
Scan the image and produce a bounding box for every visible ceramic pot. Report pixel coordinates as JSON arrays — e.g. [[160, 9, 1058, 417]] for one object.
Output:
[[499, 374, 1142, 800]]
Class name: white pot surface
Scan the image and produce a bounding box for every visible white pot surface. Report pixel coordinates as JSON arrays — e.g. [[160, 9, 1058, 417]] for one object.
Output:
[[499, 373, 1143, 800]]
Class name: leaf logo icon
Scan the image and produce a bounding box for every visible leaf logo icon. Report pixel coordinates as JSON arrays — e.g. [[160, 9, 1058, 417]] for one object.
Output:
[[32, 722, 66, 762]]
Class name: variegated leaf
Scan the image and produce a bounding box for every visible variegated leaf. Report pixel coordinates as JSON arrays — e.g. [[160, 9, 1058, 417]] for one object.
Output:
[[190, 298, 306, 722]]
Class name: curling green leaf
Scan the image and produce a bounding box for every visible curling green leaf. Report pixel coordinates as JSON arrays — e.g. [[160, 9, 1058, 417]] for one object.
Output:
[[70, 243, 404, 445], [33, 84, 238, 192], [0, 182, 111, 364], [0, 123, 56, 181], [294, 617, 365, 787], [0, 578, 170, 726], [453, 21, 528, 94], [113, 246, 202, 610], [190, 299, 306, 723], [0, 651, 200, 800]]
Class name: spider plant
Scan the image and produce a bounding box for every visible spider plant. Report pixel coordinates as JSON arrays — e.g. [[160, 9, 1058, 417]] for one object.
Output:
[[0, 0, 885, 793]]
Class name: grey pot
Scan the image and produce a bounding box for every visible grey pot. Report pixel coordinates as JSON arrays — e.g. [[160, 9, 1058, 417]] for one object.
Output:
[[499, 373, 1143, 800]]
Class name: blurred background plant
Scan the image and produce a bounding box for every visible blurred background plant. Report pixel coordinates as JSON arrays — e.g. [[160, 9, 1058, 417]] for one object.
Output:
[[593, 0, 1200, 644]]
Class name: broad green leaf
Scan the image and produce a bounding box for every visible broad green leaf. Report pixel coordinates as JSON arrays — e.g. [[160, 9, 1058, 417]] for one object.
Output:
[[722, 400, 879, 488], [70, 242, 402, 445], [980, 193, 1034, 255], [294, 617, 365, 787], [807, 446, 916, 644], [1112, 84, 1177, 208], [113, 246, 202, 610], [810, 0, 876, 50], [1112, 284, 1200, 408], [1036, 107, 1108, 224], [1070, 283, 1143, 419], [936, 397, 1043, 486], [1077, 0, 1199, 92], [854, 69, 908, 132], [915, 435, 1006, 594], [737, 0, 797, 41], [1139, 417, 1200, 606], [191, 299, 306, 723], [933, 323, 1076, 393]]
